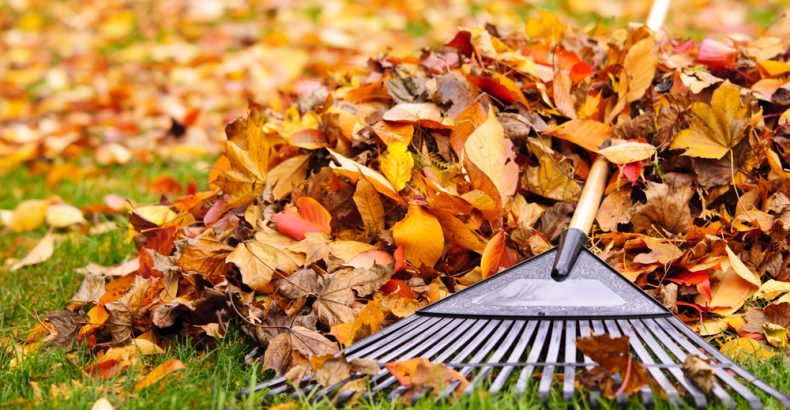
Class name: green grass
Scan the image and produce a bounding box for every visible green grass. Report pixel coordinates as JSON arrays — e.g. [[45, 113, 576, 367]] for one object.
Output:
[[2, 159, 790, 409]]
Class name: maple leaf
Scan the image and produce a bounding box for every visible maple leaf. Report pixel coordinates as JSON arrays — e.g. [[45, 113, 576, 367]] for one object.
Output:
[[670, 82, 751, 159], [263, 326, 337, 376], [226, 230, 304, 291], [177, 235, 234, 285], [631, 180, 693, 235], [525, 137, 582, 202], [385, 357, 469, 399], [595, 189, 634, 232], [330, 297, 386, 346], [213, 103, 276, 208], [314, 265, 391, 327], [265, 154, 311, 201]]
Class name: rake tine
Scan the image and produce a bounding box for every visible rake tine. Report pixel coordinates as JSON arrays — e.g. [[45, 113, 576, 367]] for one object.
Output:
[[601, 320, 630, 407], [605, 320, 682, 407], [591, 320, 606, 335], [656, 318, 764, 409], [458, 320, 514, 375], [464, 320, 526, 396], [344, 314, 421, 356], [538, 320, 564, 402], [642, 319, 733, 409], [348, 316, 439, 359], [310, 373, 366, 403], [378, 318, 468, 362], [666, 316, 790, 408], [334, 389, 356, 406], [489, 320, 538, 394], [626, 319, 708, 408], [516, 320, 551, 395], [578, 320, 603, 408], [562, 320, 577, 402], [436, 320, 506, 400], [369, 319, 482, 395]]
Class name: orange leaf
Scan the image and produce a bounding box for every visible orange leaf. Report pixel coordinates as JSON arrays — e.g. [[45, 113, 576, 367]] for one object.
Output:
[[272, 197, 332, 241], [545, 119, 611, 152], [392, 206, 444, 268], [132, 359, 185, 392], [480, 231, 513, 278]]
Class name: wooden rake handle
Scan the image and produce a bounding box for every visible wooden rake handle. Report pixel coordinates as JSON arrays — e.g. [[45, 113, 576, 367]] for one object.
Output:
[[550, 155, 609, 281]]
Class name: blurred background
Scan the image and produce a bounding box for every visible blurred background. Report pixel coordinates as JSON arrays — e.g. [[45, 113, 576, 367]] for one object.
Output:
[[1, 0, 788, 172]]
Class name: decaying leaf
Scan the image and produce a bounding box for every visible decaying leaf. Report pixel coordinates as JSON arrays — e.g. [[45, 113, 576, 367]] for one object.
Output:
[[576, 334, 649, 399]]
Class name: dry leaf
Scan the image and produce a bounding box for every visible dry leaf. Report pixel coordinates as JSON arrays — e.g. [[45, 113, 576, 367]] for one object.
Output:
[[132, 359, 185, 392], [463, 107, 519, 204], [12, 232, 55, 271], [392, 206, 444, 267], [379, 142, 414, 191]]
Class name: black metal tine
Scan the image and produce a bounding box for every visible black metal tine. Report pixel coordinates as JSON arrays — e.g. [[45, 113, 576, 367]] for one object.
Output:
[[562, 320, 577, 402], [489, 320, 538, 394], [436, 320, 507, 400], [656, 318, 765, 409], [666, 316, 790, 408], [537, 320, 564, 403], [578, 320, 602, 407], [463, 320, 526, 396], [344, 314, 421, 355], [625, 319, 708, 408], [349, 316, 439, 359], [368, 318, 483, 395], [516, 320, 552, 395], [605, 320, 682, 407], [642, 319, 733, 409]]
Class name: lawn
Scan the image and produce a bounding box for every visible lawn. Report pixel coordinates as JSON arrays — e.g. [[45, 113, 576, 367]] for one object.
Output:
[[1, 158, 789, 409]]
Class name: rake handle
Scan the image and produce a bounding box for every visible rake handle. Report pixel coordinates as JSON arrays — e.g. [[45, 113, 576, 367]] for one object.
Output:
[[551, 155, 608, 281]]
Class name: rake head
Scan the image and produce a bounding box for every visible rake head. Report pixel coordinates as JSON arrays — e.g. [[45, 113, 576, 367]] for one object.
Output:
[[239, 249, 790, 409]]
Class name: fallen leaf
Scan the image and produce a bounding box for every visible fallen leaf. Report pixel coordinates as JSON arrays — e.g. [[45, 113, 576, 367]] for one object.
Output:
[[682, 355, 713, 395], [632, 180, 692, 235], [525, 138, 582, 202], [596, 190, 633, 232], [720, 338, 776, 362], [132, 359, 185, 392], [227, 231, 304, 291], [463, 107, 519, 204], [670, 82, 751, 159], [598, 141, 656, 164], [385, 357, 469, 398], [90, 398, 115, 410], [392, 206, 444, 267], [623, 37, 657, 103], [576, 334, 649, 399], [46, 204, 85, 228], [379, 142, 414, 191], [353, 178, 385, 235], [12, 232, 55, 271], [266, 154, 310, 201], [546, 119, 611, 152], [272, 197, 332, 240]]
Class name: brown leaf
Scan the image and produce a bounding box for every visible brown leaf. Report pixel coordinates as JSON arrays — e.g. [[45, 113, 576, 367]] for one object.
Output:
[[385, 357, 469, 399], [226, 231, 304, 291], [43, 310, 86, 346], [576, 334, 649, 399], [177, 235, 233, 285], [682, 355, 713, 395], [263, 326, 337, 376], [314, 266, 390, 327], [525, 138, 582, 202], [353, 178, 385, 235], [632, 180, 693, 235], [596, 190, 634, 232]]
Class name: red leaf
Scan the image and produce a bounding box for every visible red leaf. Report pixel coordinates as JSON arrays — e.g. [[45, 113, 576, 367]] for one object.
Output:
[[667, 271, 712, 302], [446, 31, 473, 56], [380, 279, 414, 299], [620, 161, 643, 184], [272, 197, 332, 240], [393, 244, 405, 273]]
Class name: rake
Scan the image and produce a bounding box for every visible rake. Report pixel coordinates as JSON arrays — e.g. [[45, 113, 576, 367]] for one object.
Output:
[[237, 4, 790, 409]]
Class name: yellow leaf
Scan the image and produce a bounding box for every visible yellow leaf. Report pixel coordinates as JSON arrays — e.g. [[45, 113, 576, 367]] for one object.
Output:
[[763, 324, 788, 348], [623, 37, 657, 102], [463, 107, 519, 203], [265, 154, 310, 201], [755, 280, 790, 300], [353, 178, 385, 234], [671, 82, 750, 159], [758, 60, 790, 76], [598, 141, 657, 164], [525, 11, 564, 43], [705, 251, 760, 316], [720, 338, 776, 362], [526, 138, 582, 202], [392, 206, 444, 267], [8, 199, 50, 232], [432, 211, 486, 253], [327, 148, 404, 204], [12, 233, 55, 271], [227, 231, 304, 291], [132, 359, 185, 392], [725, 246, 761, 288], [379, 142, 414, 191], [46, 204, 85, 228], [546, 119, 611, 152]]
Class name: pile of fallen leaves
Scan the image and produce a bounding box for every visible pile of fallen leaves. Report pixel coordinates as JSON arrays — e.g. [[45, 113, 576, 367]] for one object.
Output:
[[18, 12, 790, 399]]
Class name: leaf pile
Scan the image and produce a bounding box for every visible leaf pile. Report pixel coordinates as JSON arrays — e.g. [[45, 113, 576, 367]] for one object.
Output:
[[25, 13, 790, 398]]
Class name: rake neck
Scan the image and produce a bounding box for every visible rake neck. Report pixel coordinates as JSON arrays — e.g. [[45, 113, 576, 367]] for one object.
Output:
[[551, 155, 608, 282]]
